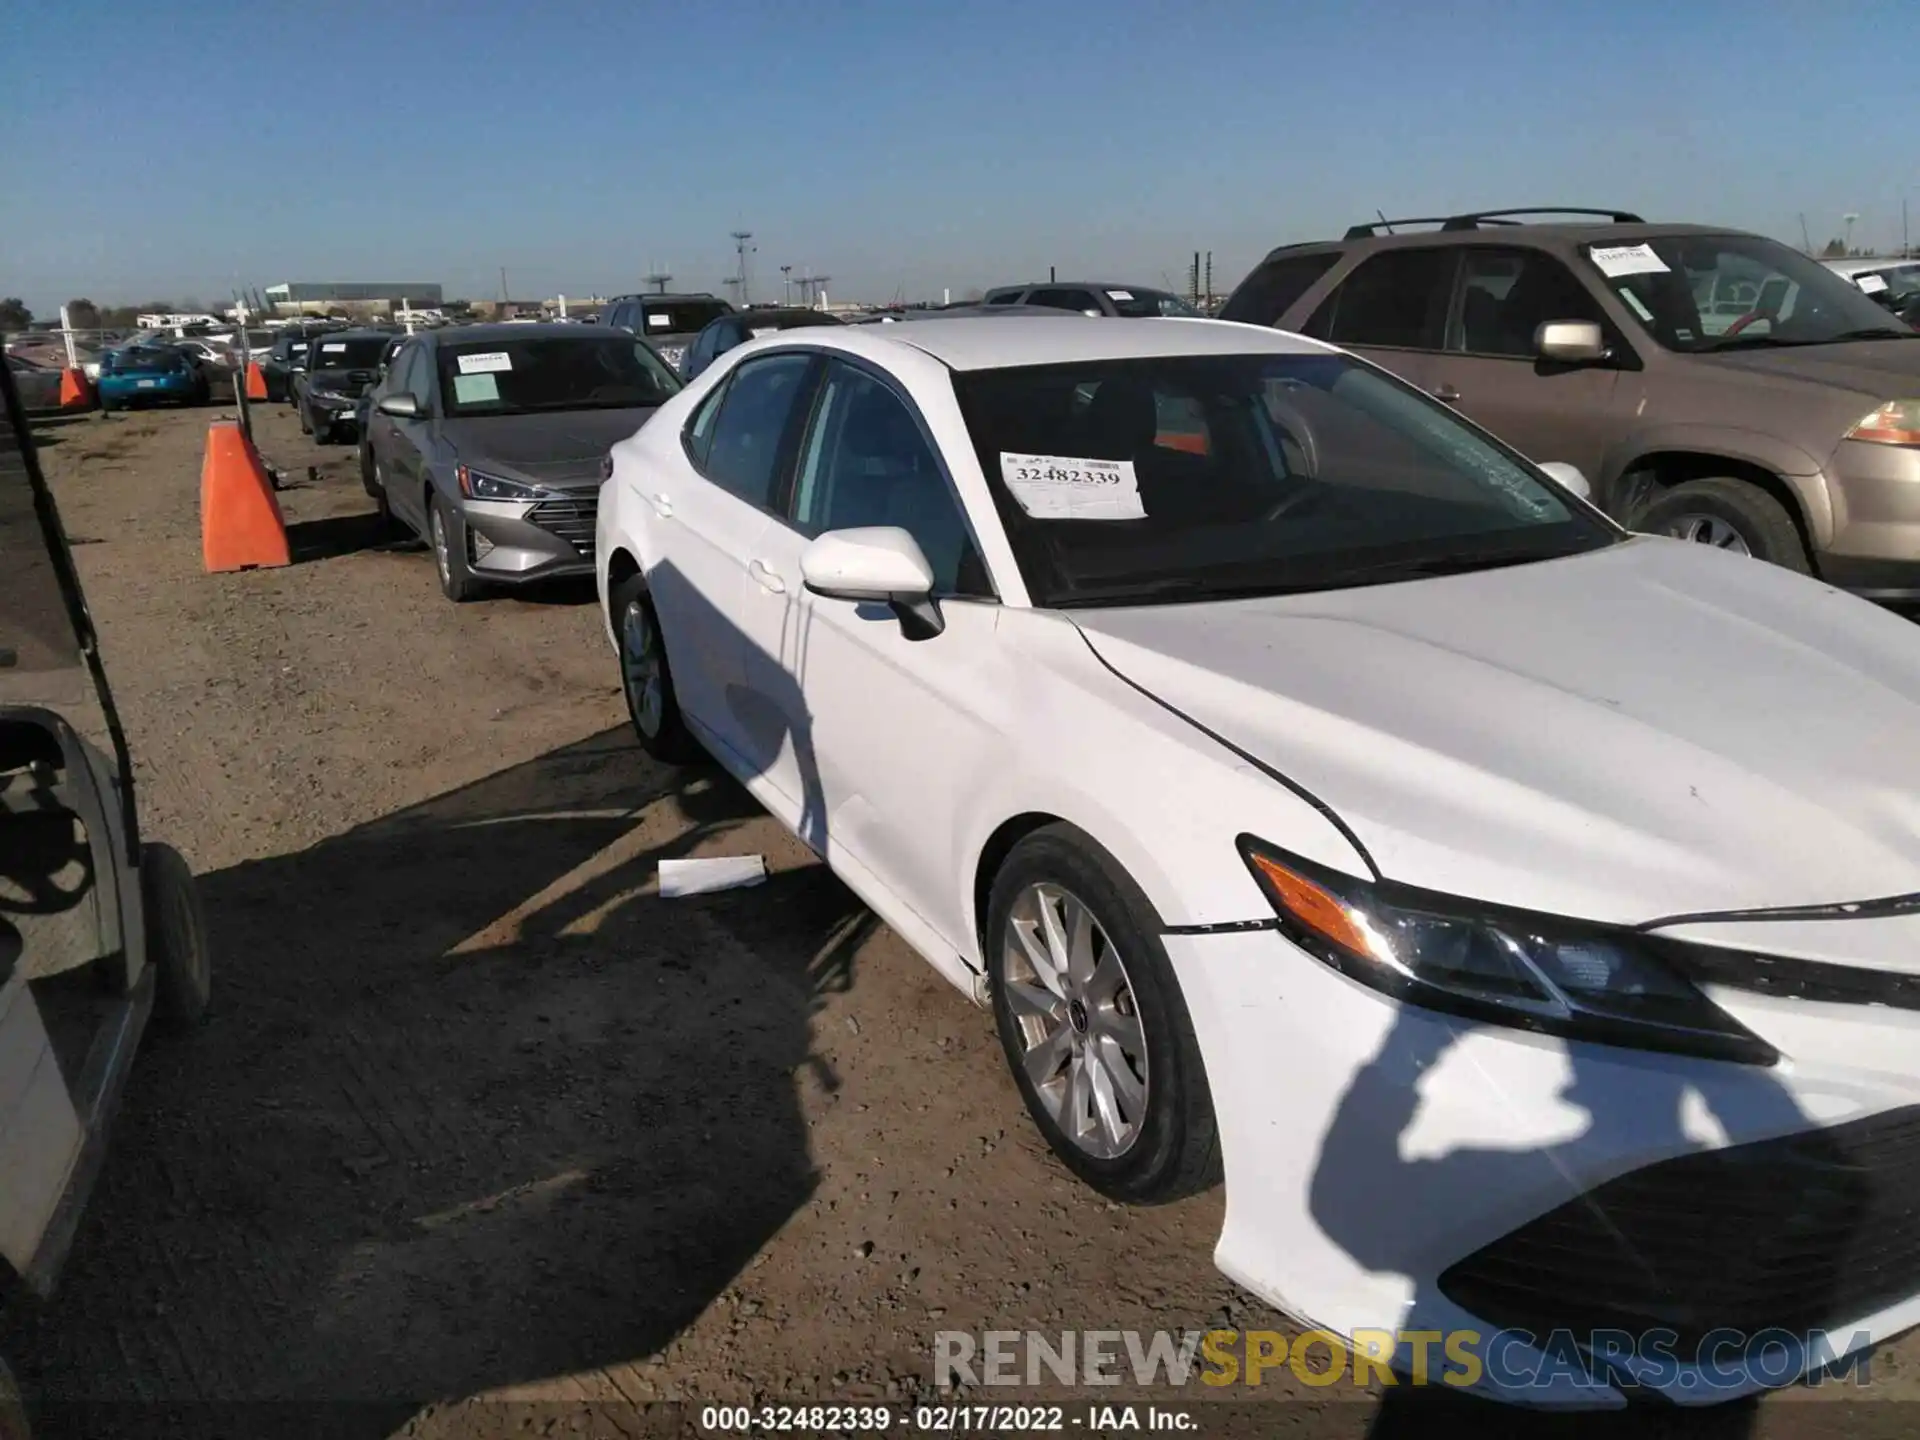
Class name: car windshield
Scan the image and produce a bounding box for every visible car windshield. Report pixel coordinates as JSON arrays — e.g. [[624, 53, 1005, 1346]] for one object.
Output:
[[108, 349, 185, 372], [951, 352, 1617, 607], [308, 337, 389, 369], [1853, 263, 1920, 303], [1583, 234, 1914, 351], [641, 300, 731, 336], [1108, 288, 1203, 319], [435, 336, 682, 416]]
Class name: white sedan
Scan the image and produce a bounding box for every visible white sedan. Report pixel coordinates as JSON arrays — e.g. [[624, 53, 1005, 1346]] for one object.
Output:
[[596, 316, 1920, 1406]]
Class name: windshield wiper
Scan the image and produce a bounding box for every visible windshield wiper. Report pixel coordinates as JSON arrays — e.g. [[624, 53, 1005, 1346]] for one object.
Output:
[[1825, 327, 1919, 342], [1698, 334, 1799, 352]]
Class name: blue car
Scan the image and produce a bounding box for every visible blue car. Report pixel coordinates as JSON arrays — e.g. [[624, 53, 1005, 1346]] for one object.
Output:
[[97, 346, 210, 411]]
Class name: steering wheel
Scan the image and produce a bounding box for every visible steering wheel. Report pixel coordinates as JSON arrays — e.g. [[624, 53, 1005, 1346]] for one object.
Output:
[[1721, 310, 1774, 338]]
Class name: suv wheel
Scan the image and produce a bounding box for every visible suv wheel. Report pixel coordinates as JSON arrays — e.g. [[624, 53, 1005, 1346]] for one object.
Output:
[[1637, 478, 1809, 573]]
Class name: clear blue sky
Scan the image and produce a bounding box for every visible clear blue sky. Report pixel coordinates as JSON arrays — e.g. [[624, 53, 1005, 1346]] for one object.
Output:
[[5, 0, 1913, 314]]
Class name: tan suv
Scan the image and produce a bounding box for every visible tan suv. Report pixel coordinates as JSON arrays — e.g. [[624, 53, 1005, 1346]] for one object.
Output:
[[1219, 208, 1920, 596]]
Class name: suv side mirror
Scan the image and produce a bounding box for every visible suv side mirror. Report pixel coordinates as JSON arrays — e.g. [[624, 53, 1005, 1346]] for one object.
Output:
[[377, 393, 423, 419], [801, 526, 944, 640], [1536, 320, 1608, 365]]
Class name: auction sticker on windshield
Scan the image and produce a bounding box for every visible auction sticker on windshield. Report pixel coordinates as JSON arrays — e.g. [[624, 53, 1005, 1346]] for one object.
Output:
[[457, 351, 513, 374], [1000, 453, 1145, 521], [321, 342, 347, 354], [452, 373, 500, 403], [1858, 273, 1890, 294], [1588, 243, 1669, 278]]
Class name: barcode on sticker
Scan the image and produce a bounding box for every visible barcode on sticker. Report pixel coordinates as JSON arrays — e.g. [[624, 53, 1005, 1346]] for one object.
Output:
[[457, 351, 512, 374], [1000, 452, 1146, 521]]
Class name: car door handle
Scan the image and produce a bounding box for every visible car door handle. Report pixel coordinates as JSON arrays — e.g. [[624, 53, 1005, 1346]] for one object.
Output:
[[747, 558, 786, 594], [1432, 384, 1462, 403], [647, 492, 673, 518]]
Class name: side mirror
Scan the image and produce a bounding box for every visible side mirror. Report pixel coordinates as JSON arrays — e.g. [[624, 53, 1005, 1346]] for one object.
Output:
[[1535, 320, 1608, 365], [1536, 461, 1592, 500], [377, 392, 423, 419], [800, 526, 944, 640]]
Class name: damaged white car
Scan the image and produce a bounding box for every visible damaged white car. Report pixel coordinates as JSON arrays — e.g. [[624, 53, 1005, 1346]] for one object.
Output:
[[597, 315, 1920, 1407]]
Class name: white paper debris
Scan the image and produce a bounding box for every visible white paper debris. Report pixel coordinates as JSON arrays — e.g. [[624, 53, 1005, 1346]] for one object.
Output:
[[1000, 452, 1145, 521], [1857, 273, 1890, 294], [452, 373, 500, 403], [457, 351, 513, 374], [1587, 243, 1670, 279], [658, 855, 768, 897]]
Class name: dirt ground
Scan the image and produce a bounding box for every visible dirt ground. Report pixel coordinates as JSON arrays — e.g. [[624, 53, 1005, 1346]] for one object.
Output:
[[2, 397, 1915, 1440]]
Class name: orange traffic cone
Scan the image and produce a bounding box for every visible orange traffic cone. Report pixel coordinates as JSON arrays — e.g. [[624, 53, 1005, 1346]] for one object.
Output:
[[200, 422, 290, 573], [244, 362, 268, 400], [57, 368, 93, 409]]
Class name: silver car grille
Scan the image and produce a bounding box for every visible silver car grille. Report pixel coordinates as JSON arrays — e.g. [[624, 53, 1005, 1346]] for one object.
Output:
[[526, 494, 597, 552]]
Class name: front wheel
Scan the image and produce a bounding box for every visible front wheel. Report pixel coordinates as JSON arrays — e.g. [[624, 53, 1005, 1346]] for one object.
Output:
[[142, 841, 211, 1027], [429, 493, 483, 602], [987, 823, 1219, 1204], [611, 575, 697, 763], [1636, 478, 1809, 573]]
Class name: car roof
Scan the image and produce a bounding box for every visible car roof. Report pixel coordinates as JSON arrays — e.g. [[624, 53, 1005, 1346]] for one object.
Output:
[[425, 321, 618, 344], [1260, 222, 1752, 263], [1824, 257, 1918, 276], [792, 315, 1329, 371], [989, 281, 1175, 293], [310, 328, 396, 343], [611, 292, 723, 303]]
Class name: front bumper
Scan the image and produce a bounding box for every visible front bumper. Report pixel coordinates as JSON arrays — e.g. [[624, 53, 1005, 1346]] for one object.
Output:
[[308, 398, 361, 431], [1165, 922, 1920, 1407], [458, 492, 597, 583], [1819, 440, 1920, 597]]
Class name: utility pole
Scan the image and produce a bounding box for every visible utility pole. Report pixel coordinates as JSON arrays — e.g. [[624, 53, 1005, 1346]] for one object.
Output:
[[1190, 251, 1200, 305], [781, 265, 793, 305], [1798, 213, 1813, 254], [499, 266, 508, 304], [1844, 212, 1860, 255], [643, 270, 672, 294], [1204, 251, 1212, 309], [731, 231, 755, 306]]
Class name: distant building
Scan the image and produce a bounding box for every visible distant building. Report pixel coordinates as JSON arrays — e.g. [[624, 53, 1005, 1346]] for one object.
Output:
[[265, 282, 444, 316]]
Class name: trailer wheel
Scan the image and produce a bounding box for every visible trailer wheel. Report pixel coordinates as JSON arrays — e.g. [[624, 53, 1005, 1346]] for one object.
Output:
[[142, 842, 211, 1027]]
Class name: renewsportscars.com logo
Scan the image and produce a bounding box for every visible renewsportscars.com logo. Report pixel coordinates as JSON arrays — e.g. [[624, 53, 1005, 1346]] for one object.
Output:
[[933, 1327, 1876, 1393]]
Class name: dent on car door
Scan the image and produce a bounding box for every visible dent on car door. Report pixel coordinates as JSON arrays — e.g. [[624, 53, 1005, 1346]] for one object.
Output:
[[742, 358, 1004, 961], [1425, 247, 1634, 478]]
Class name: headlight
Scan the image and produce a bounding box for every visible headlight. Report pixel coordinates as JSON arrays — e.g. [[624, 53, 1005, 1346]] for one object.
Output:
[[1237, 838, 1776, 1065], [455, 465, 545, 502], [1846, 399, 1920, 446]]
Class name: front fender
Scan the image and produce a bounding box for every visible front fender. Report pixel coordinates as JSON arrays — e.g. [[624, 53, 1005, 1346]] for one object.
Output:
[[1601, 424, 1834, 546]]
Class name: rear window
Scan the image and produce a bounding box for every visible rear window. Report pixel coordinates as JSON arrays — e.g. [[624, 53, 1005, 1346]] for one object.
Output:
[[642, 300, 732, 335], [308, 337, 389, 368], [1106, 289, 1204, 319], [109, 349, 185, 372], [1221, 252, 1343, 328]]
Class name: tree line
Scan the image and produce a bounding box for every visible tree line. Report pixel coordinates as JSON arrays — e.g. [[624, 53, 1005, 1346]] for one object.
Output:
[[0, 298, 225, 332]]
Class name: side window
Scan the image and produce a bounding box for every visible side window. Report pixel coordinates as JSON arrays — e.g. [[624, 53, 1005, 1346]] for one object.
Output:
[[790, 362, 989, 596], [683, 376, 729, 466], [1306, 248, 1456, 350], [700, 353, 814, 508], [608, 302, 634, 332], [1222, 252, 1341, 328], [1455, 249, 1605, 358], [985, 290, 1025, 306]]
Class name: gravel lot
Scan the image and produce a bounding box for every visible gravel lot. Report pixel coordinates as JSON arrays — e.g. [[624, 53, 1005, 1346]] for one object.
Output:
[[1, 397, 1913, 1439]]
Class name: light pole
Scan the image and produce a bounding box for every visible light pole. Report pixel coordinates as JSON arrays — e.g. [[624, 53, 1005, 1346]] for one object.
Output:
[[781, 265, 793, 305]]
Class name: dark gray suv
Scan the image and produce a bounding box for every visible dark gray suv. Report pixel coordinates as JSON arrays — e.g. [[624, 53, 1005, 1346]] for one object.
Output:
[[1220, 207, 1920, 595]]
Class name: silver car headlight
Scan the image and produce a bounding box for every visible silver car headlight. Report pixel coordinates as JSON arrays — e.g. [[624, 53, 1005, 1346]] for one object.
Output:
[[1238, 837, 1776, 1065], [455, 465, 545, 502]]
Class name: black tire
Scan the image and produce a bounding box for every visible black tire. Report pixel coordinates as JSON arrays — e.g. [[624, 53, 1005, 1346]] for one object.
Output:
[[0, 1355, 27, 1440], [987, 823, 1219, 1204], [428, 492, 483, 602], [141, 841, 211, 1028], [359, 443, 378, 498], [610, 573, 698, 763], [1636, 477, 1809, 573], [296, 395, 312, 435]]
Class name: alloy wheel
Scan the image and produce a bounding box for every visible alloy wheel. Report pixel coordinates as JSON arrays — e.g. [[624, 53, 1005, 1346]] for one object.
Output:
[[1001, 882, 1148, 1160], [621, 598, 666, 738], [431, 507, 452, 586], [1664, 514, 1752, 555]]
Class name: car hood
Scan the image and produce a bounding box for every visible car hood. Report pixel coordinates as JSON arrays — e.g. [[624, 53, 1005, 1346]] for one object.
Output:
[[1700, 337, 1920, 398], [440, 408, 659, 490], [1070, 537, 1920, 926]]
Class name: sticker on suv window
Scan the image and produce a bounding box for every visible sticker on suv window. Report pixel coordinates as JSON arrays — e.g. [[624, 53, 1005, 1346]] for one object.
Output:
[[1000, 452, 1145, 520], [1107, 290, 1134, 301], [1588, 243, 1670, 278], [1858, 273, 1890, 294], [457, 351, 512, 374]]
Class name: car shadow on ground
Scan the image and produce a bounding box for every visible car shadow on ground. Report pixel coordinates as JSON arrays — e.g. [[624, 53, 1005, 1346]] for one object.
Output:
[[5, 727, 870, 1436], [285, 512, 413, 563]]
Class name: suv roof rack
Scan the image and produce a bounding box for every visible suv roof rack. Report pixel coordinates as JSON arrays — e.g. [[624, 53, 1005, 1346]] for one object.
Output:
[[1343, 207, 1646, 240]]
